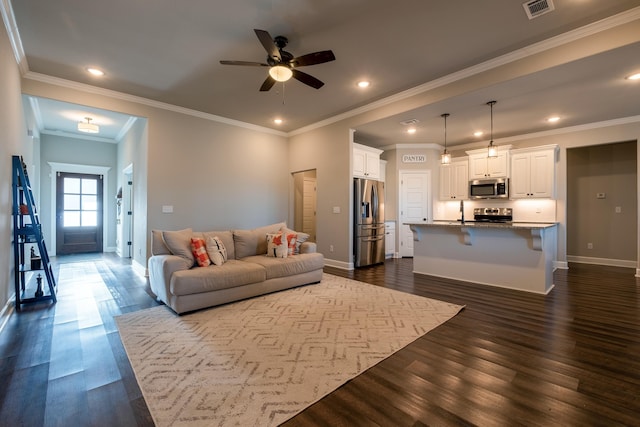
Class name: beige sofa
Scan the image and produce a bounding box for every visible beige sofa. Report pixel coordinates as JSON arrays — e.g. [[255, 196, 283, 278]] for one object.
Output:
[[148, 222, 324, 314]]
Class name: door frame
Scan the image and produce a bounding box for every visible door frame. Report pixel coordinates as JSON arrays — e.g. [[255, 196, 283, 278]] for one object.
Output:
[[48, 162, 111, 256]]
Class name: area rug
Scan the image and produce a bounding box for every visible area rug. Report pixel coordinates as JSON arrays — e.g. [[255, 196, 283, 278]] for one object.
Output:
[[116, 273, 464, 427]]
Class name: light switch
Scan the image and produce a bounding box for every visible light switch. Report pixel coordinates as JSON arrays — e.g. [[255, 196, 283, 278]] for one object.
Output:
[[162, 205, 174, 213], [615, 206, 622, 213]]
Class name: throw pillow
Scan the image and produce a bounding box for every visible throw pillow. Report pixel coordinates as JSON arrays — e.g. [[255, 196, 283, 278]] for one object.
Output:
[[190, 237, 211, 267], [283, 230, 297, 256], [206, 235, 228, 266], [266, 232, 287, 258], [281, 226, 309, 254], [162, 228, 194, 263]]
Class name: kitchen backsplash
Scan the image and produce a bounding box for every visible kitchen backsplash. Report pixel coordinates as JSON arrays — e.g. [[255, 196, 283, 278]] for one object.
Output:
[[434, 199, 557, 223]]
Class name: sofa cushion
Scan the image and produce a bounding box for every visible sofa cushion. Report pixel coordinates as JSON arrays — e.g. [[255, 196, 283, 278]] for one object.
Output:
[[202, 230, 234, 260], [162, 228, 194, 264], [266, 232, 287, 258], [233, 222, 286, 259], [190, 237, 211, 267], [242, 253, 324, 280], [206, 235, 228, 265], [170, 260, 266, 296], [151, 229, 172, 256]]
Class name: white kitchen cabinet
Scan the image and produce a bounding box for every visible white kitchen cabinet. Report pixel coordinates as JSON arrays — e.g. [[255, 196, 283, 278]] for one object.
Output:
[[353, 143, 383, 179], [467, 146, 511, 179], [439, 158, 469, 200], [385, 221, 395, 258], [510, 145, 558, 199]]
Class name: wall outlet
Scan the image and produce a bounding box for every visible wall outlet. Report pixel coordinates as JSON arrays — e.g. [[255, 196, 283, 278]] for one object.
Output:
[[332, 206, 341, 214], [615, 206, 622, 213], [587, 243, 593, 249], [329, 245, 334, 252]]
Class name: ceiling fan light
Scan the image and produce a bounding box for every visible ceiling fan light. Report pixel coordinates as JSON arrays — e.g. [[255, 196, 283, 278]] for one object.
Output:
[[269, 65, 293, 82], [78, 117, 99, 133]]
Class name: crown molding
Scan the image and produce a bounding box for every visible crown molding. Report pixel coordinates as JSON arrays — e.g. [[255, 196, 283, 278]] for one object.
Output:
[[289, 6, 640, 137], [23, 72, 288, 137], [0, 0, 28, 74]]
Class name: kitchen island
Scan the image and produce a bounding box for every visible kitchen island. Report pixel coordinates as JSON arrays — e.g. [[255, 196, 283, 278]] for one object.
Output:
[[408, 221, 558, 294]]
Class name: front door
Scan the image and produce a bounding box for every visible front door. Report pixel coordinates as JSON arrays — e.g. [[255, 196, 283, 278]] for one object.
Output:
[[56, 172, 103, 254]]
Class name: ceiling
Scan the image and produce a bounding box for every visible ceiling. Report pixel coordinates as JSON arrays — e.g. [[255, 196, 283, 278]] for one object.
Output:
[[7, 0, 640, 147]]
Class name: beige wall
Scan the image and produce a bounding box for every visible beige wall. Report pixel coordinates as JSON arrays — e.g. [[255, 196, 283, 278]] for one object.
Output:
[[0, 24, 33, 311]]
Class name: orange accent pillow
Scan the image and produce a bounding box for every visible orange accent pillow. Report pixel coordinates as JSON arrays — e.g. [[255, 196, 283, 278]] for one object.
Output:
[[284, 231, 297, 256], [190, 237, 211, 267]]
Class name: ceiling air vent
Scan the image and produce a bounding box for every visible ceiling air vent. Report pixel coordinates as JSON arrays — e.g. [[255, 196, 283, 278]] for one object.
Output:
[[400, 119, 419, 126], [523, 0, 555, 20]]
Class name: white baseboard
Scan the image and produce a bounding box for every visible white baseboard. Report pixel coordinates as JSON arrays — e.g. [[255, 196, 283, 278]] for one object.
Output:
[[566, 255, 637, 269], [0, 297, 15, 337], [132, 259, 147, 277], [554, 261, 569, 270], [324, 258, 352, 270]]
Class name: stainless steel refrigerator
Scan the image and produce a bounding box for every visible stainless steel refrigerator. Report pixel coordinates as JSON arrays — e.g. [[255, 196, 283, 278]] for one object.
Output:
[[354, 178, 385, 267]]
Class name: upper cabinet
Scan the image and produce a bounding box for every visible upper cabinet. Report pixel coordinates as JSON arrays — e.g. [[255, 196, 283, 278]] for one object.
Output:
[[510, 145, 558, 199], [353, 143, 383, 180], [466, 146, 511, 179], [439, 158, 469, 200]]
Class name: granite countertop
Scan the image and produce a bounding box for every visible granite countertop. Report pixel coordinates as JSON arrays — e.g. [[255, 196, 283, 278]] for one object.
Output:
[[408, 220, 558, 230]]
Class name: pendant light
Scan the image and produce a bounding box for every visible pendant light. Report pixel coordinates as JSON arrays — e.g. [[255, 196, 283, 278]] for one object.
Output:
[[487, 101, 498, 158], [440, 113, 451, 165]]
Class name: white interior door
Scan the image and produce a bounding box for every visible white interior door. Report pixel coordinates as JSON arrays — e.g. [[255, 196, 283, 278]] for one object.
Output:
[[399, 171, 430, 257]]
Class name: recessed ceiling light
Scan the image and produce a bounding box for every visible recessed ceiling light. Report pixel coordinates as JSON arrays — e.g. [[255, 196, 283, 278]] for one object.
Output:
[[273, 118, 283, 125], [407, 128, 417, 134], [86, 67, 104, 76], [547, 116, 560, 123], [473, 131, 484, 137], [626, 72, 640, 81], [357, 81, 370, 88]]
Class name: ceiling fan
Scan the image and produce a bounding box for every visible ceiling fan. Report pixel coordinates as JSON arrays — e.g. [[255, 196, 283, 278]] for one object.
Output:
[[220, 29, 336, 91]]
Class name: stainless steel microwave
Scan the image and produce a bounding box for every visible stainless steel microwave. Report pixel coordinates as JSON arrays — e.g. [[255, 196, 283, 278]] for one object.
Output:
[[469, 178, 509, 199]]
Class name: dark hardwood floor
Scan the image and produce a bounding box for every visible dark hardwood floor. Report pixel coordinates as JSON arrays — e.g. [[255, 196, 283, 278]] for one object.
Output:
[[1, 254, 639, 426]]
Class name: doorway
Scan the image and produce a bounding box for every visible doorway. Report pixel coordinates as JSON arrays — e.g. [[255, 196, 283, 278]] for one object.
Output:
[[566, 141, 637, 267], [293, 170, 317, 242], [398, 170, 431, 257], [56, 172, 104, 254]]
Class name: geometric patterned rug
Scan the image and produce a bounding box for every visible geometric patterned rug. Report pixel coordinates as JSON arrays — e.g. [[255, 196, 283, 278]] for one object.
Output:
[[116, 273, 464, 427]]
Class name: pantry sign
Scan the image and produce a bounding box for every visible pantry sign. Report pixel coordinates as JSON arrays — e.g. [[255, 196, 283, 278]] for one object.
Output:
[[402, 154, 426, 163]]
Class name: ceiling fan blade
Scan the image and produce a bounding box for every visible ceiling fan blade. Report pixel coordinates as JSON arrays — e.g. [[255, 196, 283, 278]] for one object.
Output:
[[220, 60, 268, 66], [290, 50, 336, 67], [292, 69, 324, 89], [260, 76, 276, 92], [254, 29, 281, 62]]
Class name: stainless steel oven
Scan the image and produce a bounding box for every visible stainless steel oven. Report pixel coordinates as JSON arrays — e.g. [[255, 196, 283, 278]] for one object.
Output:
[[469, 178, 509, 199]]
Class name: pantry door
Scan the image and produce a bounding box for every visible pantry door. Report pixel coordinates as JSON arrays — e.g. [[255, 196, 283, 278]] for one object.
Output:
[[399, 171, 430, 257]]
